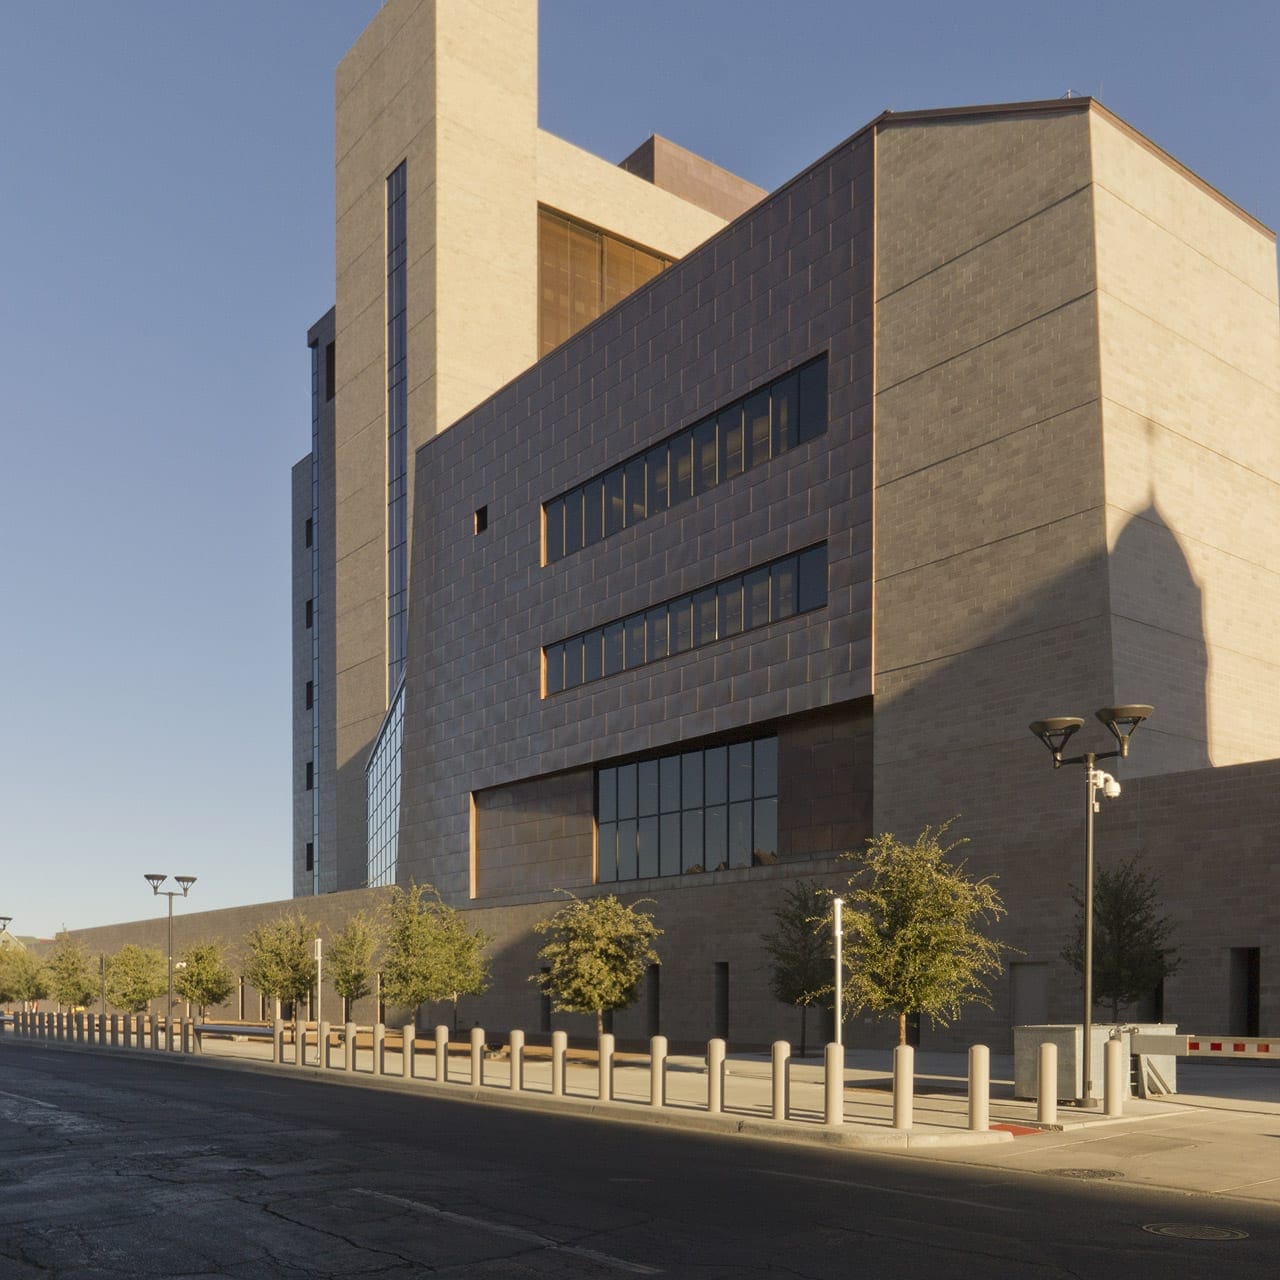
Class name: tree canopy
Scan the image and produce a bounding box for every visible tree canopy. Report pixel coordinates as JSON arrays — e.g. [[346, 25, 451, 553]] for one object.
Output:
[[0, 946, 49, 1007], [1063, 856, 1181, 1020], [762, 880, 832, 1055], [838, 825, 1010, 1045], [328, 912, 381, 1020], [105, 944, 167, 1013], [532, 893, 661, 1035], [46, 934, 98, 1010], [174, 941, 236, 1018], [243, 913, 318, 1007], [380, 883, 490, 1022]]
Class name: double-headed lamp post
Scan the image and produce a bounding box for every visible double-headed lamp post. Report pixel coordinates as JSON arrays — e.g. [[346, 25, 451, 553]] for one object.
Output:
[[144, 874, 197, 1045], [0, 917, 10, 934], [1028, 705, 1152, 1107]]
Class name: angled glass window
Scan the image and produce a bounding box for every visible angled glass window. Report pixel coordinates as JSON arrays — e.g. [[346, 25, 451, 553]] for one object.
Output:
[[542, 355, 828, 564]]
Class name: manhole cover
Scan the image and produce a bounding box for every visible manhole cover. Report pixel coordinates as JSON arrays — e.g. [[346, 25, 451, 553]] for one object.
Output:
[[1047, 1168, 1123, 1180], [1142, 1224, 1248, 1241]]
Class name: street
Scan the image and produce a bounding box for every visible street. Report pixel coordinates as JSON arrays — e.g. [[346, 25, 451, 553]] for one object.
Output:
[[1, 1040, 1276, 1278]]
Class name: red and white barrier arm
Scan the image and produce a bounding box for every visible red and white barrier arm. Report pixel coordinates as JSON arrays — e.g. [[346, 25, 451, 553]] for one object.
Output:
[[1186, 1037, 1278, 1058]]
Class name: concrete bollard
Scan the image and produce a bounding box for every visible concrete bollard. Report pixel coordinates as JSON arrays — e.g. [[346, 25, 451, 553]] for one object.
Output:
[[552, 1029, 567, 1097], [150, 1015, 160, 1051], [75, 1013, 84, 1043], [318, 1021, 330, 1069], [892, 1044, 914, 1130], [509, 1029, 524, 1092], [707, 1038, 726, 1114], [824, 1042, 843, 1127], [181, 1019, 191, 1054], [649, 1035, 667, 1107], [111, 1014, 120, 1047], [435, 1024, 450, 1082], [1105, 1037, 1126, 1117], [772, 1040, 791, 1121], [273, 1017, 283, 1064], [374, 1023, 385, 1075], [294, 1016, 306, 1067], [346, 1022, 358, 1073], [968, 1044, 990, 1131], [404, 1023, 417, 1080], [598, 1033, 614, 1101], [1038, 1042, 1058, 1126], [470, 1026, 485, 1087]]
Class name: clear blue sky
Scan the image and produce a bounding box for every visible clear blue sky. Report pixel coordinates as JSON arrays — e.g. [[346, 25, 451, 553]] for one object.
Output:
[[1, 1, 1275, 940]]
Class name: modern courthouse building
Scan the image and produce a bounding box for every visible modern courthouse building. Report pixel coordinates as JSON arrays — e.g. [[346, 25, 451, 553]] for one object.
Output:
[[285, 0, 1279, 1048]]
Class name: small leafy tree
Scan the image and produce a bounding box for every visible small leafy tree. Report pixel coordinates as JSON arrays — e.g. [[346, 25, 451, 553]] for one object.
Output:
[[838, 824, 1010, 1045], [105, 944, 167, 1013], [1063, 857, 1181, 1021], [0, 945, 49, 1008], [243, 913, 318, 1012], [532, 893, 662, 1035], [763, 881, 831, 1056], [174, 941, 236, 1019], [381, 884, 490, 1026], [328, 912, 381, 1021], [45, 934, 98, 1010]]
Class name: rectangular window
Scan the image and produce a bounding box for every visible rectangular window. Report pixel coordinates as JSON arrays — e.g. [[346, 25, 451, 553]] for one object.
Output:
[[474, 506, 488, 535], [694, 587, 718, 647], [746, 391, 771, 469], [772, 557, 797, 621], [305, 680, 314, 710], [719, 406, 744, 480], [304, 517, 313, 548], [771, 372, 798, 455], [693, 419, 717, 494], [305, 841, 314, 872], [646, 443, 670, 517], [625, 457, 646, 527], [671, 596, 693, 654], [603, 469, 624, 537], [545, 643, 565, 696], [624, 614, 646, 670], [646, 606, 668, 662], [305, 598, 314, 629], [305, 761, 314, 791], [797, 544, 828, 612], [583, 479, 604, 546], [545, 498, 565, 562], [325, 342, 336, 401], [603, 621, 624, 677]]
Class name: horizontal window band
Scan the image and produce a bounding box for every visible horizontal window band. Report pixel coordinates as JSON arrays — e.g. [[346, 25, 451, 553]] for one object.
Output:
[[543, 355, 827, 564], [543, 543, 827, 696]]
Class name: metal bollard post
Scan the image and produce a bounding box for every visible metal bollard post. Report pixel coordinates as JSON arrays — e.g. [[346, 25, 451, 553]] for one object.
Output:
[[892, 1044, 914, 1130], [435, 1024, 450, 1082], [552, 1029, 567, 1097], [318, 1021, 330, 1069], [374, 1023, 385, 1075], [598, 1033, 614, 1101], [1104, 1037, 1126, 1117], [509, 1029, 525, 1091], [273, 1017, 283, 1064], [403, 1023, 417, 1080], [470, 1026, 485, 1087], [772, 1040, 791, 1121], [346, 1022, 358, 1073], [708, 1038, 726, 1114], [1038, 1042, 1058, 1126], [968, 1044, 990, 1131], [649, 1035, 667, 1107], [824, 1042, 843, 1126]]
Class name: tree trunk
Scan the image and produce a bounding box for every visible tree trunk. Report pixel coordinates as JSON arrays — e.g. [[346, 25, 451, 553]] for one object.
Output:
[[898, 1010, 908, 1046]]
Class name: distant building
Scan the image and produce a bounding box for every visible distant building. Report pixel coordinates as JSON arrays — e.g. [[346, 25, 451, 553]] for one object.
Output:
[[284, 0, 1277, 1047]]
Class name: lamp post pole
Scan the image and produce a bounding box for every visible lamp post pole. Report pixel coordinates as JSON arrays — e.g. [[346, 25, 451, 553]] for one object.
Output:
[[144, 875, 197, 1047], [1029, 706, 1152, 1108], [832, 897, 844, 1048]]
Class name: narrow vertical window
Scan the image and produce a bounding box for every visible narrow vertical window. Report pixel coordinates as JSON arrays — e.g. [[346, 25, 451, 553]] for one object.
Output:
[[386, 161, 408, 694]]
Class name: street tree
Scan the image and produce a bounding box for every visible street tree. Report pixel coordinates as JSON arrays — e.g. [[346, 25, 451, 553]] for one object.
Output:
[[105, 944, 167, 1013], [1063, 856, 1181, 1021], [243, 913, 318, 1013], [763, 881, 831, 1056], [838, 824, 1010, 1045], [174, 941, 236, 1019], [531, 893, 661, 1035], [381, 884, 490, 1026], [0, 946, 49, 1008], [45, 934, 98, 1010], [328, 912, 381, 1021]]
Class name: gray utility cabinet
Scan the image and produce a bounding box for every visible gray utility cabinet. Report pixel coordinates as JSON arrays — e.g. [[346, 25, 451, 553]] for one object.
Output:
[[1013, 1024, 1179, 1100]]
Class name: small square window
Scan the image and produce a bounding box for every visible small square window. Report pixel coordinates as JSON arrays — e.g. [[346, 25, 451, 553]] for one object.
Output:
[[474, 505, 488, 534]]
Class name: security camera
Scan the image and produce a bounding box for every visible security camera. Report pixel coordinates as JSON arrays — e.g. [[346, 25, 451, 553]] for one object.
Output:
[[1099, 772, 1121, 799]]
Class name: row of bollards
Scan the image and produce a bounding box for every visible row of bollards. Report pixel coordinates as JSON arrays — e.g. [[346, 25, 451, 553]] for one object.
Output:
[[9, 1012, 1128, 1128], [10, 1008, 193, 1052]]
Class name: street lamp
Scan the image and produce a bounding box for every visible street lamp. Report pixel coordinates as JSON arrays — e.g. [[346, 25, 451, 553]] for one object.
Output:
[[1029, 705, 1152, 1107], [144, 874, 197, 1047], [832, 898, 845, 1049], [0, 917, 11, 933]]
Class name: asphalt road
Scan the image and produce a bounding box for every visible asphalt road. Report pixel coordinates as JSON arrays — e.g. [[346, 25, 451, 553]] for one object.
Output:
[[1, 1041, 1275, 1278]]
